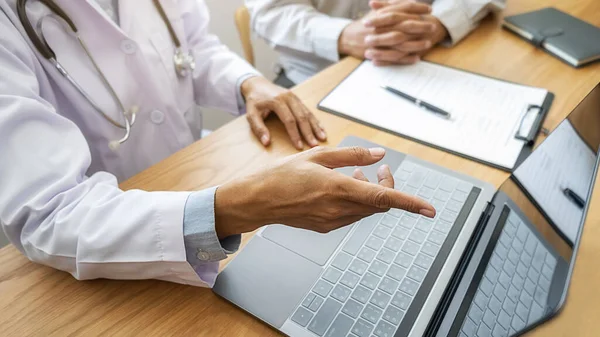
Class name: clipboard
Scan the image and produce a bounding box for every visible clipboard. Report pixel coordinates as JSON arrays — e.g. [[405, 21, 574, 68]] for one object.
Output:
[[317, 61, 554, 172]]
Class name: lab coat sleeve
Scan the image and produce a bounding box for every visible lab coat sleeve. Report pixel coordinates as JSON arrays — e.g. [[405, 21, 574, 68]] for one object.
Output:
[[0, 15, 215, 287], [183, 187, 240, 285], [179, 0, 261, 115], [245, 0, 352, 62], [432, 0, 506, 45]]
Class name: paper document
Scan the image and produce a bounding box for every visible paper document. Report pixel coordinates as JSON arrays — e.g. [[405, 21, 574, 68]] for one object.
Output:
[[319, 61, 549, 169], [514, 121, 597, 243]]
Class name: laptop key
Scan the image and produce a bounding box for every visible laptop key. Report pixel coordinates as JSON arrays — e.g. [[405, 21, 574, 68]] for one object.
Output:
[[492, 323, 507, 337], [421, 241, 440, 257], [414, 253, 434, 270], [322, 268, 342, 284], [357, 247, 377, 263], [533, 287, 548, 306], [360, 273, 381, 290], [427, 230, 446, 245], [391, 226, 410, 240], [309, 295, 324, 312], [342, 299, 364, 319], [383, 305, 405, 325], [384, 237, 403, 252], [401, 241, 420, 256], [291, 307, 313, 327], [394, 252, 413, 269], [374, 320, 396, 337], [528, 301, 545, 324], [352, 319, 374, 337], [361, 304, 383, 324], [302, 293, 316, 308], [313, 279, 333, 297], [477, 322, 491, 337], [349, 259, 369, 276], [331, 284, 352, 302], [424, 172, 442, 189], [376, 248, 396, 264], [407, 170, 427, 188], [391, 291, 412, 310], [331, 252, 353, 271], [307, 298, 343, 336], [324, 314, 354, 337], [446, 199, 463, 213], [378, 277, 400, 295], [399, 278, 419, 296], [370, 290, 392, 309], [399, 215, 417, 229], [415, 218, 434, 233], [408, 228, 427, 244], [381, 214, 399, 227], [351, 285, 373, 304], [407, 265, 427, 283], [439, 177, 458, 192], [386, 264, 407, 282], [369, 260, 388, 277], [373, 225, 392, 239], [343, 214, 381, 255], [340, 271, 361, 289], [366, 236, 384, 251]]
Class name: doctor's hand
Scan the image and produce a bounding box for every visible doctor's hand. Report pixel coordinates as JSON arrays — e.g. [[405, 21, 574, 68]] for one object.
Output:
[[213, 146, 435, 239], [241, 76, 327, 150]]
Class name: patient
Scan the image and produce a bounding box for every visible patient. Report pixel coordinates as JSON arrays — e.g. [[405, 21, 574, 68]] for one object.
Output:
[[246, 0, 505, 87]]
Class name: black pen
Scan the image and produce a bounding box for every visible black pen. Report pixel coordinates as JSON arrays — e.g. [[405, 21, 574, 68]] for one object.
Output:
[[563, 188, 585, 209], [381, 85, 452, 119]]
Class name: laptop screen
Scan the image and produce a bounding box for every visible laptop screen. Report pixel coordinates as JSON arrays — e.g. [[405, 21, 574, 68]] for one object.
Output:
[[500, 83, 600, 335]]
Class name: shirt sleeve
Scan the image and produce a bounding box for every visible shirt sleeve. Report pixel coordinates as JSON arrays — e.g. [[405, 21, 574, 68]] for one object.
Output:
[[246, 0, 352, 62], [179, 0, 261, 115], [432, 0, 506, 45], [183, 187, 241, 287]]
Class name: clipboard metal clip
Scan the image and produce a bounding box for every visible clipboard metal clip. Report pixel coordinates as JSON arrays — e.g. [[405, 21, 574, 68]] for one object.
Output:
[[515, 104, 544, 145]]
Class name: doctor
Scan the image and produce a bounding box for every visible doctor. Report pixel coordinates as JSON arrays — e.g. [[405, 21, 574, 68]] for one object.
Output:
[[0, 0, 435, 287]]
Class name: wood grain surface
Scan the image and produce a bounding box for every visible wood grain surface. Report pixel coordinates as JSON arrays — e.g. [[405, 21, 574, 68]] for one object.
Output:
[[1, 0, 599, 336]]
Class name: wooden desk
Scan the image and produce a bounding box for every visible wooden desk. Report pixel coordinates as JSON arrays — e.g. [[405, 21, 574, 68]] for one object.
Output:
[[1, 0, 599, 336]]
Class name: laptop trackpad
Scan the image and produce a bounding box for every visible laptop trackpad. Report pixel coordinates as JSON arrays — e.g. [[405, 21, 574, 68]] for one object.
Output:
[[261, 224, 353, 266]]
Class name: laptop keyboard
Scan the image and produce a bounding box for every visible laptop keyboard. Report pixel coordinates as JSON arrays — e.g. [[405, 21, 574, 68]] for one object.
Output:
[[460, 210, 557, 337], [290, 160, 475, 337]]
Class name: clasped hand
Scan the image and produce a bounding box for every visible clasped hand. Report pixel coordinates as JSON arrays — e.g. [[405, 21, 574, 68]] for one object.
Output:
[[340, 0, 449, 65]]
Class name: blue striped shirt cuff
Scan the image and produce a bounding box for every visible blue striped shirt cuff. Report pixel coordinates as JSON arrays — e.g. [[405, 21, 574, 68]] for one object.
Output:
[[183, 187, 241, 275]]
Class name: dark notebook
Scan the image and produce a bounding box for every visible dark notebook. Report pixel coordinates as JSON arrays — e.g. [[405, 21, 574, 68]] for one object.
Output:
[[503, 7, 600, 68]]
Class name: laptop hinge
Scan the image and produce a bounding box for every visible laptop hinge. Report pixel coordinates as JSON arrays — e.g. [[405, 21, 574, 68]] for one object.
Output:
[[424, 202, 495, 337]]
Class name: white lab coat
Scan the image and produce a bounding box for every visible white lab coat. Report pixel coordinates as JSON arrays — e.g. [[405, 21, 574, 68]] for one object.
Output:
[[246, 0, 506, 83], [0, 0, 258, 286]]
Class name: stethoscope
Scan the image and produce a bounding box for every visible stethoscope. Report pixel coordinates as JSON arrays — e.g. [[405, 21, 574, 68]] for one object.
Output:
[[16, 0, 196, 151]]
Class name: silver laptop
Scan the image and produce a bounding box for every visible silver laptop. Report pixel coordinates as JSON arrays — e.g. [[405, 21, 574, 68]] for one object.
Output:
[[214, 84, 600, 337]]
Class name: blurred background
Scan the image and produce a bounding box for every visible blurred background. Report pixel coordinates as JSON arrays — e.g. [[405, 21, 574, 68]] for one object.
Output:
[[203, 0, 279, 130], [0, 0, 273, 249]]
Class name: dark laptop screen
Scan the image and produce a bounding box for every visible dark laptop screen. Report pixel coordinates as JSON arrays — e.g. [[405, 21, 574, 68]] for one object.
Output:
[[502, 83, 600, 335]]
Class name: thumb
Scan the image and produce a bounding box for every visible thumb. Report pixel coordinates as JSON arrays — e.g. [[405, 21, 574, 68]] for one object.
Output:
[[309, 146, 386, 169]]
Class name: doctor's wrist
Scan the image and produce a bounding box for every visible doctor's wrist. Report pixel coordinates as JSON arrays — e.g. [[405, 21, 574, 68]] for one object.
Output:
[[214, 179, 263, 239]]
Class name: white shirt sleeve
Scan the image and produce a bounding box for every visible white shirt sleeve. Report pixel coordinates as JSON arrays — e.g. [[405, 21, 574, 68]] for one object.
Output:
[[179, 0, 261, 115], [431, 0, 506, 45], [245, 0, 352, 62], [0, 13, 208, 287]]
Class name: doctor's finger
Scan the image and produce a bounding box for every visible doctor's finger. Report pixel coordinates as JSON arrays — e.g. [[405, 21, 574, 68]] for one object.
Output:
[[246, 106, 271, 146], [267, 100, 304, 150], [287, 95, 319, 147], [345, 178, 435, 216], [352, 168, 369, 182], [377, 165, 395, 189]]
